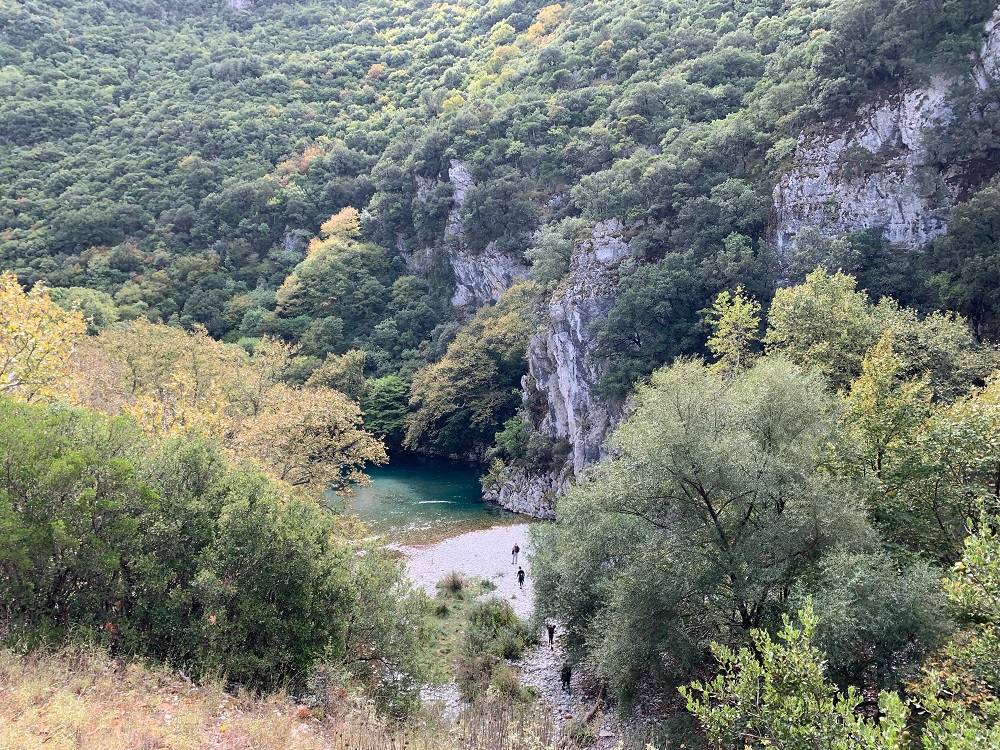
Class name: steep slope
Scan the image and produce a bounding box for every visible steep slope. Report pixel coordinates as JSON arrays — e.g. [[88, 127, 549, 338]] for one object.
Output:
[[5, 1, 1000, 512], [774, 7, 1000, 258], [486, 4, 1000, 517]]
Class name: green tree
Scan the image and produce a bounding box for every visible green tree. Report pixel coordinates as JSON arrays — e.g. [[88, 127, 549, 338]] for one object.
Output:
[[881, 377, 1000, 561], [361, 375, 410, 449], [840, 330, 932, 480], [49, 287, 120, 334], [925, 178, 1000, 341], [525, 217, 589, 285], [764, 268, 877, 391], [704, 286, 762, 375], [681, 603, 908, 750], [598, 240, 768, 395], [405, 283, 543, 454], [0, 397, 424, 711], [533, 358, 873, 703], [910, 516, 1000, 749], [306, 349, 368, 400], [794, 549, 950, 689]]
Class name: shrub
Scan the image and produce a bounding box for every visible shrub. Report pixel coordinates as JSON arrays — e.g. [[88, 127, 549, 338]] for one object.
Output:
[[438, 571, 467, 596], [0, 398, 425, 713], [456, 598, 535, 702]]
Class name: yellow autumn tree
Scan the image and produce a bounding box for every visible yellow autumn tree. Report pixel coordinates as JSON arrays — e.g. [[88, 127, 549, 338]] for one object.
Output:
[[234, 383, 387, 494], [0, 272, 86, 402], [704, 286, 762, 376], [80, 321, 386, 494], [93, 320, 241, 438], [312, 206, 361, 254]]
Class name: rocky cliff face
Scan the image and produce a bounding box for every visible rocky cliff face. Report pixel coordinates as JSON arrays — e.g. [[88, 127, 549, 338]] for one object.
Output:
[[527, 219, 632, 476], [774, 7, 1000, 257], [403, 160, 529, 308], [444, 161, 530, 308], [485, 219, 634, 518]]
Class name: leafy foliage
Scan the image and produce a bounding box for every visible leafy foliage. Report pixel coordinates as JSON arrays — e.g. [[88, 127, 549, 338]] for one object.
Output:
[[405, 283, 544, 455], [455, 598, 534, 702], [0, 398, 424, 710], [704, 286, 762, 375], [0, 272, 86, 402], [682, 603, 908, 750], [532, 357, 879, 703]]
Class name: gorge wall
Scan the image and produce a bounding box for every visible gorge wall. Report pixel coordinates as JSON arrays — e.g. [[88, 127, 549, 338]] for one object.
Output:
[[477, 9, 1000, 518], [404, 160, 529, 310], [774, 7, 1000, 258], [484, 220, 634, 518]]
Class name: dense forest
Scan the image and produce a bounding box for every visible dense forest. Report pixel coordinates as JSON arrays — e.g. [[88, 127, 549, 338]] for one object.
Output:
[[4, 0, 1000, 747], [4, 0, 1000, 457]]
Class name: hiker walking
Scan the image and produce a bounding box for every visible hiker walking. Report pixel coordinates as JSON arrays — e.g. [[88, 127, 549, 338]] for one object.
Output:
[[511, 543, 520, 564], [560, 662, 572, 694], [517, 566, 525, 589], [546, 622, 556, 650]]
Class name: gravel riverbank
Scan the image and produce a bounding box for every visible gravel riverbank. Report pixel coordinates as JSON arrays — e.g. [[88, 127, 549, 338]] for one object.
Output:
[[397, 522, 536, 619]]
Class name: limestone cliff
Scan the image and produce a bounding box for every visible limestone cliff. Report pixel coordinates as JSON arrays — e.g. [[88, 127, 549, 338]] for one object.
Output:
[[774, 7, 1000, 257], [527, 219, 632, 476], [484, 220, 634, 518], [404, 160, 529, 309]]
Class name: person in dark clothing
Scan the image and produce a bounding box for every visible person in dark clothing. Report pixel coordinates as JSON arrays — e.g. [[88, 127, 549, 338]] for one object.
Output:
[[546, 622, 556, 649], [560, 663, 572, 694], [517, 567, 525, 589], [511, 543, 520, 564]]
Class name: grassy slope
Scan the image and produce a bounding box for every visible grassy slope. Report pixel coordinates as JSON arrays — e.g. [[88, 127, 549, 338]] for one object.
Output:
[[1, 647, 339, 750], [0, 640, 563, 750]]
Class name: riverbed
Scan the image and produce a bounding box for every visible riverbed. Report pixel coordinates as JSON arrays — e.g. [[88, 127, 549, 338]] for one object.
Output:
[[398, 522, 535, 619]]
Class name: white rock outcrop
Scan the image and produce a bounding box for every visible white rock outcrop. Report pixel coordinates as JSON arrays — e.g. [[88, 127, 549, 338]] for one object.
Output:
[[404, 160, 529, 308], [402, 160, 529, 307], [450, 242, 530, 307], [774, 7, 1000, 256], [485, 465, 566, 519], [485, 220, 634, 517], [443, 161, 529, 308], [527, 218, 632, 476]]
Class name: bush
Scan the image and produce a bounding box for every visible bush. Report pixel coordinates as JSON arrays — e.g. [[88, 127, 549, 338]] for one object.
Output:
[[0, 398, 425, 713], [488, 663, 535, 702], [456, 598, 534, 702], [438, 571, 467, 597]]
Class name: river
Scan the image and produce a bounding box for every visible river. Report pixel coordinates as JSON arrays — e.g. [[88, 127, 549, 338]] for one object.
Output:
[[343, 453, 520, 545]]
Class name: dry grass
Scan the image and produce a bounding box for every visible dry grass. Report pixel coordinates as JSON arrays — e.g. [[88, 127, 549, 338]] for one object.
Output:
[[0, 647, 579, 750], [0, 646, 333, 750]]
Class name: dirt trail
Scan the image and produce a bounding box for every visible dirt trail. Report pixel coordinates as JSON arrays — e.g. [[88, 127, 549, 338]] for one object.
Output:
[[399, 522, 636, 748]]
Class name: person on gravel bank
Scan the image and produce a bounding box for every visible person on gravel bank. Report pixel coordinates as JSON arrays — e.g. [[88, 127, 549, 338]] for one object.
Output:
[[560, 663, 572, 694], [517, 567, 525, 589], [546, 622, 556, 649], [511, 543, 520, 564]]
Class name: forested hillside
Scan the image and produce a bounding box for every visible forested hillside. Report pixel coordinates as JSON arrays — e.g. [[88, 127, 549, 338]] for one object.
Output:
[[5, 2, 1000, 745], [4, 0, 1000, 470]]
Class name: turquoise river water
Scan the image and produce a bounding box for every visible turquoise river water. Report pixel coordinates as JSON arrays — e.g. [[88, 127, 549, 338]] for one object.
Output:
[[343, 453, 518, 544]]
